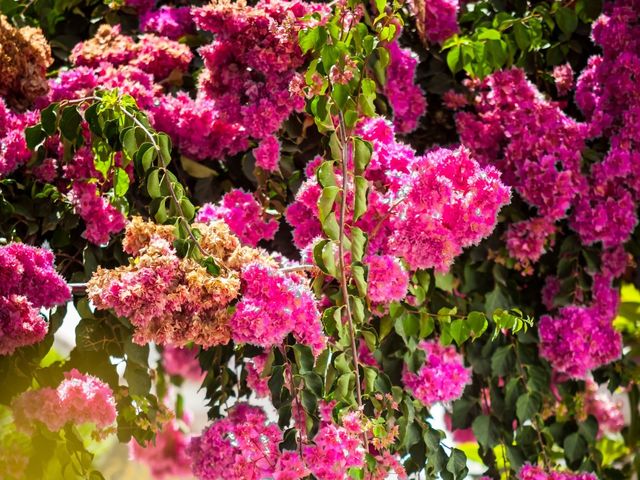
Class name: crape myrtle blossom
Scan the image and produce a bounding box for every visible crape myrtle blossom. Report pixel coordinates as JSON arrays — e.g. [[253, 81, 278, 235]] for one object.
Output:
[[286, 117, 510, 273], [12, 369, 116, 432], [0, 243, 70, 355], [196, 189, 279, 246], [518, 464, 597, 480], [402, 340, 471, 405]]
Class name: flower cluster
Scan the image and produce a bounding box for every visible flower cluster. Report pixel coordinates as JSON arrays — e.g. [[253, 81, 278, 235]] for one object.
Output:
[[69, 182, 127, 245], [539, 276, 622, 379], [196, 189, 279, 246], [366, 254, 409, 304], [87, 217, 273, 346], [583, 380, 625, 437], [0, 15, 52, 109], [162, 345, 204, 381], [302, 411, 366, 480], [457, 68, 587, 226], [131, 417, 192, 479], [253, 135, 281, 172], [245, 353, 271, 397], [162, 0, 328, 162], [385, 41, 427, 134], [0, 99, 38, 178], [286, 117, 509, 274], [389, 146, 510, 271], [571, 0, 640, 248], [411, 0, 459, 44], [505, 217, 556, 270], [230, 262, 326, 355], [518, 464, 597, 480], [189, 404, 304, 480], [402, 340, 471, 405], [140, 6, 195, 40], [12, 369, 116, 432], [0, 243, 70, 355], [70, 24, 192, 80]]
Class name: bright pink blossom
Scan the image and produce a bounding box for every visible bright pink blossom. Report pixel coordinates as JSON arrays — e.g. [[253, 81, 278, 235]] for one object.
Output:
[[140, 6, 194, 40], [196, 189, 278, 246], [403, 340, 471, 405], [131, 418, 192, 479], [230, 263, 326, 355], [518, 464, 597, 480], [254, 135, 280, 172], [69, 181, 127, 245], [366, 254, 409, 303], [162, 345, 204, 381], [12, 369, 116, 432]]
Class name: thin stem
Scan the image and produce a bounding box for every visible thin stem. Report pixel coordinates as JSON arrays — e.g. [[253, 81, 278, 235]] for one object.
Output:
[[118, 104, 207, 258], [336, 112, 367, 448], [280, 264, 316, 274]]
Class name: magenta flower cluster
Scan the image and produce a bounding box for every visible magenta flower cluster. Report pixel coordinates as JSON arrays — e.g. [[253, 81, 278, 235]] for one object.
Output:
[[189, 403, 307, 480], [0, 99, 38, 178], [140, 6, 195, 40], [0, 243, 70, 355], [539, 276, 622, 379], [196, 189, 279, 246], [12, 369, 116, 432], [131, 417, 193, 479], [414, 0, 459, 44], [385, 41, 427, 134], [402, 340, 471, 405], [518, 464, 597, 480], [366, 254, 409, 303], [230, 263, 326, 355], [286, 117, 510, 277]]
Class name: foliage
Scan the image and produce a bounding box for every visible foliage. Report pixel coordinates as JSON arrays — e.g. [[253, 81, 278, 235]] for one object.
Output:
[[0, 0, 639, 479]]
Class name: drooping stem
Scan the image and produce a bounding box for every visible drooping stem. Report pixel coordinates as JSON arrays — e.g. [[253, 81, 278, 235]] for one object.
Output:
[[336, 112, 366, 437], [118, 105, 207, 258]]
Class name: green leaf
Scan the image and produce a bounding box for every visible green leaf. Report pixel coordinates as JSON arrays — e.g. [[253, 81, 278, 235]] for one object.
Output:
[[564, 432, 587, 463], [40, 103, 58, 135], [491, 345, 514, 377], [516, 392, 541, 422], [292, 344, 314, 373], [353, 138, 372, 175], [352, 263, 367, 297], [180, 155, 217, 179], [447, 45, 462, 73], [450, 318, 471, 346], [180, 198, 195, 221], [113, 167, 130, 197], [467, 311, 488, 337], [146, 169, 161, 199], [59, 106, 82, 142], [353, 176, 368, 221], [125, 362, 151, 396], [556, 7, 578, 35], [472, 415, 498, 450], [513, 23, 531, 50], [313, 239, 331, 275], [124, 341, 149, 365], [318, 186, 339, 221], [157, 133, 172, 164], [25, 125, 47, 151], [317, 161, 337, 188], [322, 212, 340, 241], [203, 256, 221, 276], [446, 448, 468, 478], [350, 227, 367, 262]]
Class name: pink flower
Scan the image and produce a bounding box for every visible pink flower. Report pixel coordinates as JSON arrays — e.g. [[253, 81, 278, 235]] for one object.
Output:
[[131, 418, 192, 479], [162, 345, 204, 381], [385, 41, 426, 133], [366, 254, 409, 303], [553, 63, 574, 96], [12, 369, 116, 432], [412, 0, 459, 44], [389, 146, 510, 271], [518, 464, 597, 480], [68, 181, 127, 245], [230, 263, 326, 355], [402, 340, 471, 405], [245, 353, 271, 397], [196, 189, 279, 246], [140, 6, 195, 40], [254, 135, 280, 172], [506, 217, 556, 265], [0, 295, 47, 356]]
